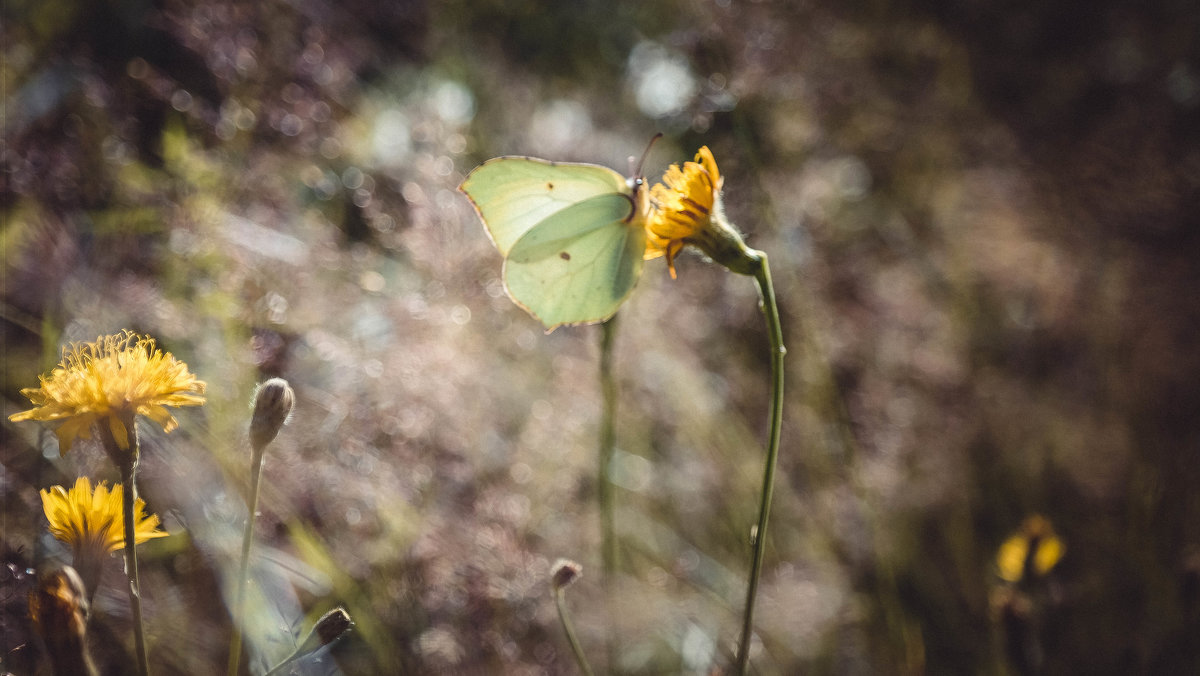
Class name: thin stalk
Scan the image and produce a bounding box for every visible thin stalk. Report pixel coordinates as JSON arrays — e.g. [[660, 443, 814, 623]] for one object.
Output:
[[74, 551, 103, 609], [262, 649, 301, 676], [598, 315, 619, 579], [555, 588, 596, 676], [117, 424, 151, 676], [734, 252, 786, 674], [226, 445, 266, 676], [261, 640, 307, 676], [598, 315, 620, 669]]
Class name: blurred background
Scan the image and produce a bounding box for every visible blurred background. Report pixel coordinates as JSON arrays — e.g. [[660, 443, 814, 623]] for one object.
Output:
[[3, 0, 1200, 673]]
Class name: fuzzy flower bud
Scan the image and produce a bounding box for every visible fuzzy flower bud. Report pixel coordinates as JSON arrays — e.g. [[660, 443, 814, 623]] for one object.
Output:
[[298, 607, 354, 654], [249, 378, 295, 451], [30, 566, 98, 676], [550, 558, 583, 591]]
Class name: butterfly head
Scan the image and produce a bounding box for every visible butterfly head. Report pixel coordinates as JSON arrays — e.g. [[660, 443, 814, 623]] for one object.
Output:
[[624, 175, 652, 225]]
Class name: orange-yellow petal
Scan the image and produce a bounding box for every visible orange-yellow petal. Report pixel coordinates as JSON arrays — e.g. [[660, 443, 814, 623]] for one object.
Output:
[[643, 146, 723, 278]]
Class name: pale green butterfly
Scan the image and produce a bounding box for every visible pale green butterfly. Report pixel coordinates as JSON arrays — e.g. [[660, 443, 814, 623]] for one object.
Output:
[[459, 144, 656, 331]]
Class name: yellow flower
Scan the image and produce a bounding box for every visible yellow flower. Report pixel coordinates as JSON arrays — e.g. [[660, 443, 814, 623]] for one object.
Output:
[[9, 330, 206, 454], [645, 146, 723, 279], [996, 514, 1065, 583], [41, 477, 169, 557]]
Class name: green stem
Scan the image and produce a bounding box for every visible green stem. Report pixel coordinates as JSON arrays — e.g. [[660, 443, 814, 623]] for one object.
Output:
[[262, 644, 303, 676], [734, 252, 786, 674], [227, 445, 266, 676], [555, 588, 596, 676], [598, 315, 620, 669], [117, 423, 151, 676], [598, 315, 619, 580], [262, 652, 300, 676]]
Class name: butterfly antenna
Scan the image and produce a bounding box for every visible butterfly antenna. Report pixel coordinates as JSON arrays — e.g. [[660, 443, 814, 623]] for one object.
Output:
[[631, 133, 663, 179]]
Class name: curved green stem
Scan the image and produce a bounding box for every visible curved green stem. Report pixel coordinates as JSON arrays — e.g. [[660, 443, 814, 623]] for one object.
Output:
[[734, 252, 786, 674], [227, 445, 266, 676], [555, 588, 596, 676], [598, 315, 619, 580]]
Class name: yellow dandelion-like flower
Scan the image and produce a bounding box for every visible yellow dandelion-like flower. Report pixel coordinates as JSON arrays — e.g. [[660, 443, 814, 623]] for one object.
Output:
[[996, 514, 1065, 583], [645, 146, 723, 279], [41, 477, 169, 557], [9, 330, 206, 455]]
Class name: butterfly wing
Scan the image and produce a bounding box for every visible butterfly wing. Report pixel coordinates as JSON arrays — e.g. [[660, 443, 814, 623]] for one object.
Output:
[[459, 157, 629, 256], [505, 192, 646, 329]]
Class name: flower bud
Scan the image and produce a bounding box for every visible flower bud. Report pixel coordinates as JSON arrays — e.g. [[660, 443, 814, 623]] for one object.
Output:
[[295, 607, 354, 655], [30, 566, 98, 676], [550, 558, 583, 591], [250, 378, 295, 451]]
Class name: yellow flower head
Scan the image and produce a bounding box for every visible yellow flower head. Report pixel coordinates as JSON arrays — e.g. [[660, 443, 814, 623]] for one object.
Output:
[[9, 330, 206, 454], [645, 146, 723, 279], [996, 514, 1065, 583], [41, 477, 169, 557]]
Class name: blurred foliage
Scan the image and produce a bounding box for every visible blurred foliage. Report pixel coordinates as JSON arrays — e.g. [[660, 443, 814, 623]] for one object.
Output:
[[3, 0, 1200, 674]]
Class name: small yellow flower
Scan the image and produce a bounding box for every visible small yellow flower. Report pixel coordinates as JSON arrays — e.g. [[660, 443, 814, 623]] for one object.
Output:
[[996, 514, 1065, 583], [41, 477, 168, 557], [9, 330, 206, 454], [645, 146, 723, 279]]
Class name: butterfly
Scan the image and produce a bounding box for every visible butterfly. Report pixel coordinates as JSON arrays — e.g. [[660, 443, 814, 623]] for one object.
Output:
[[459, 150, 653, 331]]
